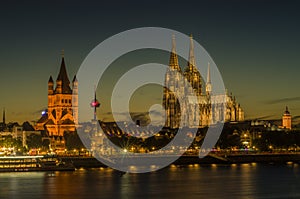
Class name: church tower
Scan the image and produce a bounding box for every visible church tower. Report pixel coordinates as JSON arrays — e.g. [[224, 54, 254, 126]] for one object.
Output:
[[183, 35, 202, 96], [35, 51, 78, 139], [163, 35, 182, 129], [282, 106, 292, 130], [183, 35, 211, 127]]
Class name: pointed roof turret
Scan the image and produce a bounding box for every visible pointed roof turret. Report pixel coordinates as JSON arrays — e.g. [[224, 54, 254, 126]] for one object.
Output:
[[284, 106, 290, 115], [72, 75, 78, 92], [169, 34, 181, 72], [48, 76, 54, 94], [48, 76, 54, 83], [207, 62, 211, 84], [72, 75, 77, 83], [206, 62, 212, 95], [56, 51, 72, 94]]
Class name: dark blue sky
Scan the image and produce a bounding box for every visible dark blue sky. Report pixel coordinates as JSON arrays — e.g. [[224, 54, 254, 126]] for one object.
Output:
[[0, 0, 300, 123]]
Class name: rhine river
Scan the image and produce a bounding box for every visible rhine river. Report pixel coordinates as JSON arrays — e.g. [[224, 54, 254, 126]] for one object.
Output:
[[0, 163, 299, 199]]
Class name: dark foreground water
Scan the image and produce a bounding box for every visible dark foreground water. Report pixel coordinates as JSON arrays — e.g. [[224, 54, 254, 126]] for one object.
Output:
[[0, 163, 300, 199]]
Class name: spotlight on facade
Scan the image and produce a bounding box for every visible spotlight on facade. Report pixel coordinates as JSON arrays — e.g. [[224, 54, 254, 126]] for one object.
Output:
[[41, 109, 48, 116]]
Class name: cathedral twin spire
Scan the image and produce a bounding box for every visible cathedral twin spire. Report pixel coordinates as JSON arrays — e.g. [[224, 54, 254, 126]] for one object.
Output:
[[165, 35, 244, 128], [167, 34, 211, 96], [188, 35, 196, 69], [169, 35, 181, 72]]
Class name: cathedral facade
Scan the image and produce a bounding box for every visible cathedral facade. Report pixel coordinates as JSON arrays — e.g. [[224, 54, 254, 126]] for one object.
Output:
[[163, 36, 244, 129], [35, 54, 78, 138]]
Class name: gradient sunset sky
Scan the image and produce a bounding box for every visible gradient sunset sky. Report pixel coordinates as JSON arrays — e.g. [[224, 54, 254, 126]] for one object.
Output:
[[0, 0, 300, 123]]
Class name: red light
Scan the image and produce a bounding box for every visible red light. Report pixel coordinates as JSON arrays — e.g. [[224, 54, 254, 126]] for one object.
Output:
[[91, 100, 100, 108]]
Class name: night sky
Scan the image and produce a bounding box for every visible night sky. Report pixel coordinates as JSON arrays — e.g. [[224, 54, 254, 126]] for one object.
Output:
[[0, 0, 300, 123]]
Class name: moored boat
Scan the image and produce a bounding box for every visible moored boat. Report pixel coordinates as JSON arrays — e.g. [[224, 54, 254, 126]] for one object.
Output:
[[0, 155, 75, 172]]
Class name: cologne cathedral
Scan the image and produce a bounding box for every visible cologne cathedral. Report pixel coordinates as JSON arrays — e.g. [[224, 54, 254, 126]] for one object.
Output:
[[163, 36, 244, 129], [35, 53, 78, 140]]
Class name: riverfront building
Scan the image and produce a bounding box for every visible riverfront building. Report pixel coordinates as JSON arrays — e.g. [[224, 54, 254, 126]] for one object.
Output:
[[35, 53, 78, 148]]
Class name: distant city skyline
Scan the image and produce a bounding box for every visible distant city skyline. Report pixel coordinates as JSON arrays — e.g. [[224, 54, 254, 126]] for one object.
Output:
[[0, 0, 300, 123]]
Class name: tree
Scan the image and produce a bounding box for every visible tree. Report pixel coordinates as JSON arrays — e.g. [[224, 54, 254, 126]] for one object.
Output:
[[64, 132, 85, 150], [27, 134, 42, 149]]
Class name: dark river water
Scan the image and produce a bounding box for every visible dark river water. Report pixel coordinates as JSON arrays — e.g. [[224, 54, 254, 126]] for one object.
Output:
[[0, 163, 299, 199]]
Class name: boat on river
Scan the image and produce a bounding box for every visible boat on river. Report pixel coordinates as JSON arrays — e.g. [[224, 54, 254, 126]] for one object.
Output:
[[0, 155, 75, 172]]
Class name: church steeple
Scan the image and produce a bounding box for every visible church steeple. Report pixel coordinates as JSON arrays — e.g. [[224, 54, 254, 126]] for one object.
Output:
[[187, 34, 196, 69], [35, 50, 78, 140], [2, 108, 5, 125], [55, 51, 72, 94], [207, 63, 211, 83], [183, 34, 202, 96], [48, 75, 54, 83], [284, 106, 290, 115], [169, 34, 181, 72], [48, 76, 54, 95], [72, 75, 78, 94], [163, 35, 183, 129]]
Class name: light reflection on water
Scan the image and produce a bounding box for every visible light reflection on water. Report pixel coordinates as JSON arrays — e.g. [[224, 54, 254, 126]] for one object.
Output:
[[0, 164, 299, 199]]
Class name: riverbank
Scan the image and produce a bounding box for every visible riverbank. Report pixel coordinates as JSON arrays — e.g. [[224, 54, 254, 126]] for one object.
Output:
[[60, 153, 300, 168]]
